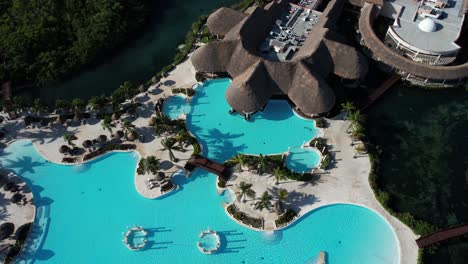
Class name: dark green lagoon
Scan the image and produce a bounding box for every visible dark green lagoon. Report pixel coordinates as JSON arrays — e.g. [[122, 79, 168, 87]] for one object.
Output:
[[19, 0, 237, 103], [367, 85, 468, 263]]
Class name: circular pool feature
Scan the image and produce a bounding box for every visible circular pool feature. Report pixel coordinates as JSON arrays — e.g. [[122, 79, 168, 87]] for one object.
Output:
[[163, 95, 192, 120], [197, 228, 221, 254], [123, 225, 148, 251], [285, 147, 321, 173]]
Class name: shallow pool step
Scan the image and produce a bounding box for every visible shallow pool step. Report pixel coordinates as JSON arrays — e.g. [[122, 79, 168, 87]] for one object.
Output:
[[316, 251, 326, 264]]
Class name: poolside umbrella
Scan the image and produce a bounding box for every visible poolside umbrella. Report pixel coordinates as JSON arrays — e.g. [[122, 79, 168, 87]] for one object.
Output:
[[3, 182, 16, 191], [155, 171, 165, 181], [59, 145, 70, 154], [82, 140, 93, 148], [148, 117, 156, 126], [54, 116, 64, 125], [97, 135, 108, 144], [111, 113, 120, 121], [73, 114, 81, 123], [138, 85, 146, 93], [151, 77, 158, 84], [40, 118, 49, 127], [126, 131, 138, 142], [0, 222, 14, 241], [11, 193, 23, 204], [115, 130, 124, 140]]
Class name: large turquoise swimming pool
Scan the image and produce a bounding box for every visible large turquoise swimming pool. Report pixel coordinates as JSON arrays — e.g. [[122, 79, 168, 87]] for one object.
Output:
[[3, 78, 400, 263]]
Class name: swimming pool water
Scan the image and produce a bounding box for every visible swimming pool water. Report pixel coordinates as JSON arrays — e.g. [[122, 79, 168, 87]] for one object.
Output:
[[182, 79, 321, 162], [162, 94, 191, 120], [3, 78, 400, 264], [285, 147, 321, 173]]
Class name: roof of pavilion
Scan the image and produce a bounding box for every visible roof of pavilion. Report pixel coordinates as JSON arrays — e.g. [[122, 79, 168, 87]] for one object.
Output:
[[192, 0, 368, 115]]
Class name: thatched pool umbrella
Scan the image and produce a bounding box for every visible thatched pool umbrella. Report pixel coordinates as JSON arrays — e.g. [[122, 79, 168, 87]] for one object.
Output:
[[59, 145, 70, 154], [54, 116, 65, 125], [82, 140, 93, 148], [151, 76, 158, 84], [138, 85, 146, 93], [73, 114, 81, 123], [3, 182, 16, 191], [126, 130, 138, 141], [111, 113, 120, 121], [115, 130, 124, 140], [148, 117, 156, 126], [155, 171, 165, 181], [40, 118, 49, 127], [11, 193, 23, 204], [97, 135, 108, 144], [0, 222, 14, 241]]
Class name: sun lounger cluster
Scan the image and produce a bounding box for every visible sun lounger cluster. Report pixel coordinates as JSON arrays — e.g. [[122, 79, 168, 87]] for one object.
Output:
[[122, 224, 148, 251], [145, 178, 162, 189]]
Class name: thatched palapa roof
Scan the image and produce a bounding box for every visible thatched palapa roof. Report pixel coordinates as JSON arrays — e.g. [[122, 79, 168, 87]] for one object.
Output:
[[207, 7, 247, 37], [192, 0, 368, 115]]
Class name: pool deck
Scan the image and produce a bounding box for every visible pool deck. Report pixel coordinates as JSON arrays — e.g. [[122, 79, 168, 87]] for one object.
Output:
[[0, 169, 35, 262], [2, 53, 198, 200], [226, 114, 418, 264]]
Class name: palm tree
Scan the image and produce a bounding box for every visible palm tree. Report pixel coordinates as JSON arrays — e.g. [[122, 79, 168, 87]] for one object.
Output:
[[340, 101, 356, 116], [255, 191, 272, 211], [351, 125, 365, 141], [174, 130, 191, 147], [273, 167, 287, 185], [121, 119, 135, 136], [256, 154, 267, 175], [71, 98, 86, 114], [63, 133, 76, 146], [160, 138, 183, 162], [145, 156, 160, 174], [276, 189, 289, 214], [32, 99, 44, 115], [231, 154, 246, 171], [346, 110, 365, 133], [237, 181, 256, 203], [278, 189, 288, 204], [101, 117, 114, 135]]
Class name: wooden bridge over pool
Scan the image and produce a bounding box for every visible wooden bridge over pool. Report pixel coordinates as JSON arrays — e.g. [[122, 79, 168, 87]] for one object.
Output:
[[185, 155, 230, 181]]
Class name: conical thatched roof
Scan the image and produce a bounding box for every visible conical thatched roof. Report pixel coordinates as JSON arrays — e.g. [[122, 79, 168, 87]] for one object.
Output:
[[323, 38, 369, 80], [82, 140, 93, 148], [115, 130, 124, 139], [155, 171, 165, 181], [111, 113, 119, 121], [127, 131, 138, 141], [226, 62, 272, 113], [191, 0, 366, 115], [54, 116, 65, 125], [97, 135, 107, 144], [59, 145, 70, 154], [288, 63, 336, 114], [207, 7, 247, 37]]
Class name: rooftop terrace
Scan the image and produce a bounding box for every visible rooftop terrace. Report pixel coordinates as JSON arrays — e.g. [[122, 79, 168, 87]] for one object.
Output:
[[384, 0, 464, 53], [258, 3, 322, 61]]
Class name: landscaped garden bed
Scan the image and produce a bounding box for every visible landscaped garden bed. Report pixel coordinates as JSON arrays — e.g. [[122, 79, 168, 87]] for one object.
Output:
[[227, 204, 263, 229]]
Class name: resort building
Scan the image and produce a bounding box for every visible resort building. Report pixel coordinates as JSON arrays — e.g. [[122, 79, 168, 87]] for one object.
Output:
[[382, 0, 464, 66], [355, 0, 468, 86], [192, 0, 369, 117]]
